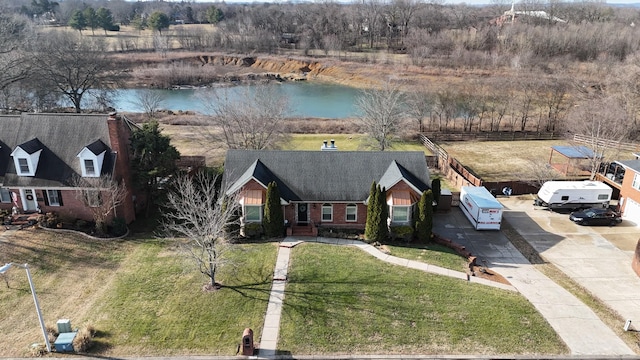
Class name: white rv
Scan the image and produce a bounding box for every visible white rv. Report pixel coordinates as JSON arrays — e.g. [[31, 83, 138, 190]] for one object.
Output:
[[534, 181, 612, 210], [459, 186, 504, 230]]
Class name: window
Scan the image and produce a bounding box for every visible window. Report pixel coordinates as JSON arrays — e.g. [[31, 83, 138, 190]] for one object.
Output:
[[392, 206, 410, 223], [561, 195, 569, 201], [346, 204, 357, 222], [18, 158, 29, 174], [46, 190, 61, 206], [633, 174, 640, 191], [598, 194, 609, 200], [321, 204, 333, 222], [244, 205, 262, 222], [0, 188, 11, 203], [84, 159, 96, 176]]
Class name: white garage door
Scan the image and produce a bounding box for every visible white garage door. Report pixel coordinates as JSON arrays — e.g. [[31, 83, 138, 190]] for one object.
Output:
[[623, 198, 640, 226]]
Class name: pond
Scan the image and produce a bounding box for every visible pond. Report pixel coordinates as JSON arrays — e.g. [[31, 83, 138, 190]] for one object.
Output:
[[110, 82, 363, 119]]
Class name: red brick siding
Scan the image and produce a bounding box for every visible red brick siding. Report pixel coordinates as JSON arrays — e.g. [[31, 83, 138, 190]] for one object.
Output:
[[620, 169, 640, 217], [107, 113, 136, 224], [314, 203, 366, 226]]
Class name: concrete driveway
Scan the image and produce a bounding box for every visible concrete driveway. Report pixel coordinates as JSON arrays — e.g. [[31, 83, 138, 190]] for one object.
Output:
[[433, 201, 637, 356], [499, 196, 640, 338]]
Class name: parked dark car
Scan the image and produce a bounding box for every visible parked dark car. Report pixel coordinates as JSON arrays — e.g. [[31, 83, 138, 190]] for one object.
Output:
[[569, 208, 622, 226]]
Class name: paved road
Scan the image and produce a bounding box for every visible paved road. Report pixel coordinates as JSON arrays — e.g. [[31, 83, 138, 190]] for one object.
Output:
[[434, 207, 635, 356]]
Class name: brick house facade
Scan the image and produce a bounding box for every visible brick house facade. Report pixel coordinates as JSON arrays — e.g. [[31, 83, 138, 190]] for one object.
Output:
[[0, 112, 138, 224], [223, 150, 431, 236]]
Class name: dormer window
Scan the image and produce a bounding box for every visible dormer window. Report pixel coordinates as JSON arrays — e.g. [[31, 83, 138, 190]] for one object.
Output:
[[84, 159, 96, 176], [10, 138, 43, 177], [18, 158, 30, 174], [77, 140, 108, 178]]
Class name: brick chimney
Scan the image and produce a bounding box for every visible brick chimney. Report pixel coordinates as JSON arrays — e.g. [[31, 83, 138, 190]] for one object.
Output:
[[107, 112, 136, 224]]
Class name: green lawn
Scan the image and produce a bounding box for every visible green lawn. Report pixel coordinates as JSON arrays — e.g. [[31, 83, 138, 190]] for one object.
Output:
[[283, 134, 430, 153], [279, 243, 567, 355], [383, 242, 468, 271], [85, 240, 278, 355]]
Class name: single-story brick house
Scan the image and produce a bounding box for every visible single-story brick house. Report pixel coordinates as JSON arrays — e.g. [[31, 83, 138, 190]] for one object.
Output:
[[0, 112, 137, 224], [222, 149, 431, 236]]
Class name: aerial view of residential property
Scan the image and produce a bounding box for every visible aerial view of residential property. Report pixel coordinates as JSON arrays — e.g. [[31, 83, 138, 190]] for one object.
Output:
[[1, 0, 640, 358]]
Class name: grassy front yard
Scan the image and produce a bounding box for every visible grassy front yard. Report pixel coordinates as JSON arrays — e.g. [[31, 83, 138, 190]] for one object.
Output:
[[0, 229, 277, 357], [1, 229, 567, 357], [383, 242, 468, 271], [279, 243, 567, 355]]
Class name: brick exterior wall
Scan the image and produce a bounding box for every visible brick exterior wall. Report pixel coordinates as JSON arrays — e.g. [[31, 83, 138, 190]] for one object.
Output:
[[619, 169, 640, 218], [236, 179, 422, 231], [107, 113, 136, 224], [0, 113, 138, 226]]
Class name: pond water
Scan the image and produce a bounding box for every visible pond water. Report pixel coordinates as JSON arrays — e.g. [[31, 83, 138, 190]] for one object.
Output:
[[111, 82, 363, 119]]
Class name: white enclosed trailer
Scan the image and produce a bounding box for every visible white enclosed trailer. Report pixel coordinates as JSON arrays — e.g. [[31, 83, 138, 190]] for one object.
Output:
[[459, 186, 504, 230], [534, 181, 612, 210]]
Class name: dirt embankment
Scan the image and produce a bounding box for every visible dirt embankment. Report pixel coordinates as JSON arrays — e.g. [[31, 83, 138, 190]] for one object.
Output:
[[116, 51, 508, 91]]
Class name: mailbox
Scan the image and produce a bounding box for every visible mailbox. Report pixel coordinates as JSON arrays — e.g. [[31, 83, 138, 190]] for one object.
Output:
[[241, 328, 254, 356]]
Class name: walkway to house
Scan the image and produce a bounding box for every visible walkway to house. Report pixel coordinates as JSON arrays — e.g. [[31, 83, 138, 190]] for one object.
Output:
[[257, 236, 516, 357], [259, 232, 635, 357]]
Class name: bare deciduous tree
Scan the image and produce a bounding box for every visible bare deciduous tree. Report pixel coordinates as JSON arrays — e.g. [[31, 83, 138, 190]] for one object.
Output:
[[132, 89, 167, 120], [0, 15, 33, 94], [201, 85, 290, 150], [517, 157, 562, 188], [160, 171, 241, 291], [567, 96, 629, 180], [356, 80, 406, 151], [71, 174, 128, 235], [34, 32, 120, 113]]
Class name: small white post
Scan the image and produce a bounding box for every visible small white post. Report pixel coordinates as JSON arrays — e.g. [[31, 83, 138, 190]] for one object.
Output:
[[624, 319, 632, 332]]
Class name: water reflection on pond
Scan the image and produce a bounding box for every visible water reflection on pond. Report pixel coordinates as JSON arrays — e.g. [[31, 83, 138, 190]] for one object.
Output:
[[112, 82, 362, 119]]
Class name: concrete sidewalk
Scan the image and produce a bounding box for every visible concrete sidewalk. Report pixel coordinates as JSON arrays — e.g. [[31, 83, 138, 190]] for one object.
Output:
[[434, 208, 635, 356]]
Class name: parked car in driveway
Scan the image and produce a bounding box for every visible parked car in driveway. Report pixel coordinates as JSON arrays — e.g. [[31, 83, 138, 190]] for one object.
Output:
[[569, 208, 622, 226]]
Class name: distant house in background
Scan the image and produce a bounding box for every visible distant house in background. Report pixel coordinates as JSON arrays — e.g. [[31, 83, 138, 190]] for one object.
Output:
[[0, 112, 138, 224], [493, 2, 566, 26], [222, 148, 431, 236]]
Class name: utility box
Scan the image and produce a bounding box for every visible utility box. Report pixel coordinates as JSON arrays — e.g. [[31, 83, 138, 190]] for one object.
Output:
[[54, 332, 77, 352], [459, 186, 503, 230], [56, 319, 71, 334], [241, 328, 254, 356]]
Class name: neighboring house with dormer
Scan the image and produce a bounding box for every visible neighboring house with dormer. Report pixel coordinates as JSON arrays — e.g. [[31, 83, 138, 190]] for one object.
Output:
[[222, 149, 431, 236], [0, 112, 138, 224]]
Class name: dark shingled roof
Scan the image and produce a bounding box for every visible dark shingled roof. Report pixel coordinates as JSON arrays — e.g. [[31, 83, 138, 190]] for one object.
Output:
[[17, 138, 44, 154], [85, 139, 109, 155], [618, 159, 640, 173], [0, 113, 114, 188], [223, 150, 431, 202]]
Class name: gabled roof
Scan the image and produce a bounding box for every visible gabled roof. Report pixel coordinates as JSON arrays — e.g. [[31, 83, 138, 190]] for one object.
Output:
[[378, 160, 430, 195], [85, 139, 108, 155], [0, 113, 115, 188], [227, 159, 300, 202], [223, 150, 431, 202], [16, 138, 43, 154]]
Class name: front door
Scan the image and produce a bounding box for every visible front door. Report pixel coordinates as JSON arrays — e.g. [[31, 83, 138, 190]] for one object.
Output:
[[297, 203, 308, 224], [21, 189, 38, 212]]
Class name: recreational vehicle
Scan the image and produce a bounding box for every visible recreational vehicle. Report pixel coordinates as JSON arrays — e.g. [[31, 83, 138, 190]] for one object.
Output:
[[534, 181, 612, 210]]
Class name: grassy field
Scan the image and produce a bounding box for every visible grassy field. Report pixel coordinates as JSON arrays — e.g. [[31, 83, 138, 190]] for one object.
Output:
[[279, 243, 567, 355], [383, 242, 468, 271], [0, 229, 277, 356], [283, 133, 430, 153]]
